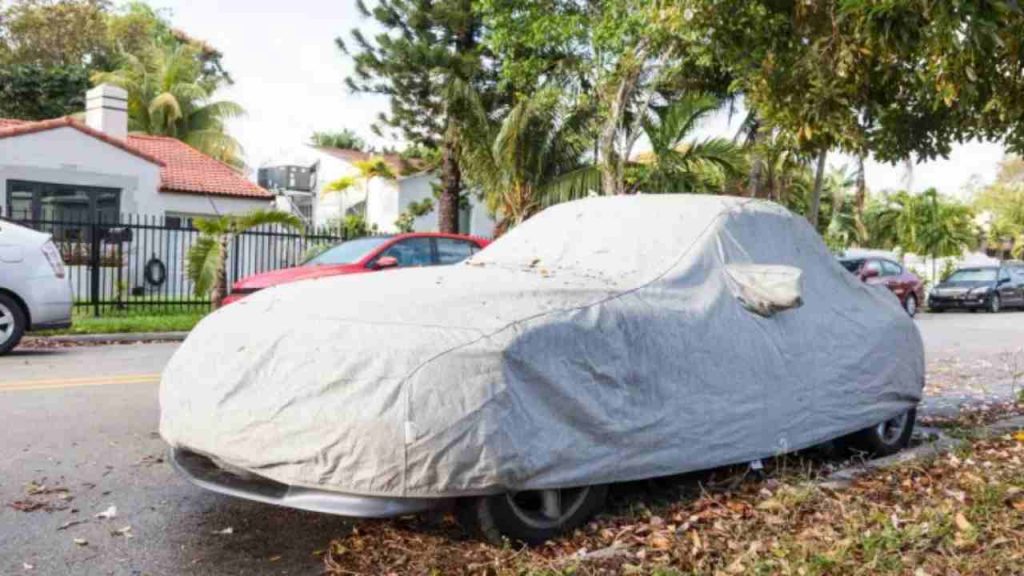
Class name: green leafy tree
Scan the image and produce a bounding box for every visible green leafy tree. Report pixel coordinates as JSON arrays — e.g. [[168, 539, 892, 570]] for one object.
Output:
[[322, 158, 397, 220], [339, 0, 493, 233], [93, 43, 245, 166], [478, 0, 730, 196], [310, 129, 366, 151], [0, 1, 232, 120], [0, 0, 112, 68], [187, 210, 303, 309], [448, 82, 589, 232], [630, 93, 745, 194], [395, 198, 435, 232], [0, 63, 89, 119], [973, 155, 1024, 257]]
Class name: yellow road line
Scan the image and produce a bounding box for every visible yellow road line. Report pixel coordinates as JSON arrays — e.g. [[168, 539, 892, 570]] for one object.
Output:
[[0, 373, 161, 392]]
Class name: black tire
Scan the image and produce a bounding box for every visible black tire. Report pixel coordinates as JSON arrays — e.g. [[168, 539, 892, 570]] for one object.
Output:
[[903, 294, 918, 317], [845, 408, 916, 457], [0, 293, 27, 356], [457, 485, 607, 545], [988, 293, 1001, 313]]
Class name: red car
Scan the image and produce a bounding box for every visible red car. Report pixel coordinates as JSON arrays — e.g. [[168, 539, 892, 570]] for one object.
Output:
[[839, 257, 925, 317], [222, 233, 490, 306]]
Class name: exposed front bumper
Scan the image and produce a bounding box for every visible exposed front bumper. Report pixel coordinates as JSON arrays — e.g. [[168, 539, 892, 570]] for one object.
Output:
[[927, 293, 988, 310], [170, 448, 447, 517]]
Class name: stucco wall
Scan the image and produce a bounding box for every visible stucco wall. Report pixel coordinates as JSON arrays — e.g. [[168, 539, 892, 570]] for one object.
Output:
[[0, 127, 268, 219], [159, 192, 271, 218], [0, 127, 161, 217]]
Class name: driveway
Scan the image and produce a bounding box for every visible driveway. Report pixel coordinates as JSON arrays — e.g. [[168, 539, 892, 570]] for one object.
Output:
[[1, 312, 1022, 575]]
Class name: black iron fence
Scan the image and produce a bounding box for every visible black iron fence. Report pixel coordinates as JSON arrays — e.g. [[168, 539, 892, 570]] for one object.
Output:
[[7, 212, 345, 316]]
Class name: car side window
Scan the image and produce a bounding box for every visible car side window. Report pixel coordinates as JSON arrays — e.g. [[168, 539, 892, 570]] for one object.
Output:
[[862, 260, 881, 276], [999, 268, 1012, 282], [379, 238, 434, 267], [881, 260, 902, 276], [435, 238, 476, 265]]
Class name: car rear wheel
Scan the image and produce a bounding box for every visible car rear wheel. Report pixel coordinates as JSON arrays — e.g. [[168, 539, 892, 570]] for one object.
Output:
[[903, 294, 918, 317], [0, 294, 27, 356], [988, 293, 1001, 313], [457, 485, 607, 545], [845, 408, 916, 457]]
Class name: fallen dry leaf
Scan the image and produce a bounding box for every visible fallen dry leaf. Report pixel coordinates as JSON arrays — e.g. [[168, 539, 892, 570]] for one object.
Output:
[[94, 505, 117, 520], [954, 512, 973, 532]]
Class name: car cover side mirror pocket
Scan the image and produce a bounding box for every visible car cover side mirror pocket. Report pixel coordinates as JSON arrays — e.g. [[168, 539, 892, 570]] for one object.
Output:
[[724, 264, 803, 318]]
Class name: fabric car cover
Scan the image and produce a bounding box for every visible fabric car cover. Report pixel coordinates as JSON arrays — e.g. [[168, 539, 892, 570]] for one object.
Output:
[[160, 195, 924, 498]]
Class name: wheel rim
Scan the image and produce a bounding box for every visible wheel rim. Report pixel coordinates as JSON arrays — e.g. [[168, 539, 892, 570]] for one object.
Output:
[[0, 302, 14, 346], [906, 296, 917, 315], [505, 486, 592, 529], [875, 411, 909, 445]]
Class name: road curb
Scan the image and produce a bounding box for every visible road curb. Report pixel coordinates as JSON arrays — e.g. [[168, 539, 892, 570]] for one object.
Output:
[[23, 331, 189, 345], [820, 415, 1024, 490]]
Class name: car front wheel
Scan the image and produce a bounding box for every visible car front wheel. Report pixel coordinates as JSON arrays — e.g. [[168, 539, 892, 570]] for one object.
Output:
[[846, 408, 916, 457], [903, 294, 918, 317], [988, 293, 1001, 313], [457, 485, 607, 545], [0, 294, 27, 355]]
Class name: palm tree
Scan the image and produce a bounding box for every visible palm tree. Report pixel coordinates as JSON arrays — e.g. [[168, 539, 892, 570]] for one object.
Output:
[[320, 159, 396, 223], [352, 158, 396, 219], [93, 42, 245, 166], [629, 93, 745, 194], [187, 210, 303, 309], [448, 82, 590, 232]]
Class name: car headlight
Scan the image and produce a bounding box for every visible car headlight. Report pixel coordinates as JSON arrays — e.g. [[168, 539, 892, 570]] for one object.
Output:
[[968, 286, 990, 296], [40, 240, 66, 279]]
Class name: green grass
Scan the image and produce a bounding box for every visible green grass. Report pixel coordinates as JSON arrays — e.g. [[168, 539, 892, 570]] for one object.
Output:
[[35, 307, 207, 336]]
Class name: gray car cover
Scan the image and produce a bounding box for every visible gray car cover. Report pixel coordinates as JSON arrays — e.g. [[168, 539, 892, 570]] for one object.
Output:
[[160, 195, 924, 498]]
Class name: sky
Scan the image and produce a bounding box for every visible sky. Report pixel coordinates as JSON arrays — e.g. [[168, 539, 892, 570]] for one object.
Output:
[[140, 0, 1007, 197]]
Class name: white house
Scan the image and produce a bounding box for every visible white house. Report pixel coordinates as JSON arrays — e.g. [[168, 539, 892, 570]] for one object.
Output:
[[259, 146, 496, 237], [0, 84, 273, 226]]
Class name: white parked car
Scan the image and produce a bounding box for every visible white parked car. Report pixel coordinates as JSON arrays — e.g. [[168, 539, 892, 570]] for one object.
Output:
[[0, 219, 73, 354]]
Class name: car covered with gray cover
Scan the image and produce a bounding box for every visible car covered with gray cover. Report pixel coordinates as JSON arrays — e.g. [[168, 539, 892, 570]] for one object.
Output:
[[161, 194, 924, 543]]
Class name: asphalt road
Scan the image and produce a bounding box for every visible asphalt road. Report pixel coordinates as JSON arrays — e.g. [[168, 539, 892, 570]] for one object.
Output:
[[2, 311, 1023, 575]]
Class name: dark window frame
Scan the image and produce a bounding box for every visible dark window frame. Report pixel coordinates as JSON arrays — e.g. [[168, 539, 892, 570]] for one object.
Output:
[[6, 179, 122, 223]]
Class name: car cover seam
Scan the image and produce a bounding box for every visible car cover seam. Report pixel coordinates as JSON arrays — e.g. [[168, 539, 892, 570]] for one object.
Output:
[[398, 197, 764, 494]]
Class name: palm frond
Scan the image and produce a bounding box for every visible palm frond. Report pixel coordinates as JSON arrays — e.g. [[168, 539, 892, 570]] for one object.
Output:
[[234, 210, 304, 234], [186, 235, 221, 297]]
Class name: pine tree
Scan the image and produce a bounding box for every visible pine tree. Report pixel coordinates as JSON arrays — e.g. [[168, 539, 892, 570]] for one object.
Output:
[[338, 0, 490, 234]]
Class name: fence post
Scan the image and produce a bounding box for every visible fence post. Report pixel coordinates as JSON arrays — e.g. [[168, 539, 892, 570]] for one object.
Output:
[[231, 234, 241, 290], [90, 219, 101, 317]]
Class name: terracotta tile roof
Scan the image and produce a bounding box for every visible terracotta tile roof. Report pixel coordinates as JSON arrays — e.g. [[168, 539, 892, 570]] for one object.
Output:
[[0, 117, 271, 200], [127, 134, 271, 199], [314, 146, 430, 178]]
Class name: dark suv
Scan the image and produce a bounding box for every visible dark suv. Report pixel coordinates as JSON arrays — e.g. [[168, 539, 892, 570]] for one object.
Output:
[[927, 264, 1024, 313]]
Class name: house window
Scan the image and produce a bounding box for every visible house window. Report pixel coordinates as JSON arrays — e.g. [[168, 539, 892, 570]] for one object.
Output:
[[6, 180, 121, 240]]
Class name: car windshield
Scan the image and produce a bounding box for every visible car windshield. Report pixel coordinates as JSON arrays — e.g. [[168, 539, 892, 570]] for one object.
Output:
[[945, 268, 997, 283], [839, 259, 864, 273], [304, 237, 391, 266]]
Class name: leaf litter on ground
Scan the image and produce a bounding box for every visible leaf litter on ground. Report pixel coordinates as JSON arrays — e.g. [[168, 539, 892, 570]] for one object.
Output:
[[322, 430, 1024, 575]]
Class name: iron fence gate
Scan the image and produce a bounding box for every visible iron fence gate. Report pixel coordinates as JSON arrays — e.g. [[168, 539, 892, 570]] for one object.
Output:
[[8, 212, 345, 316]]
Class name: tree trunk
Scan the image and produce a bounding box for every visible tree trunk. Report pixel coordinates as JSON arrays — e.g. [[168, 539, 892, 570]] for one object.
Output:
[[853, 154, 868, 244], [744, 119, 762, 198], [598, 115, 621, 196], [438, 134, 461, 233], [808, 149, 827, 229], [211, 235, 229, 310]]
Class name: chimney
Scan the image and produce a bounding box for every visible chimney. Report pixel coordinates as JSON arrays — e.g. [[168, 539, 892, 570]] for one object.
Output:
[[85, 84, 129, 140]]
